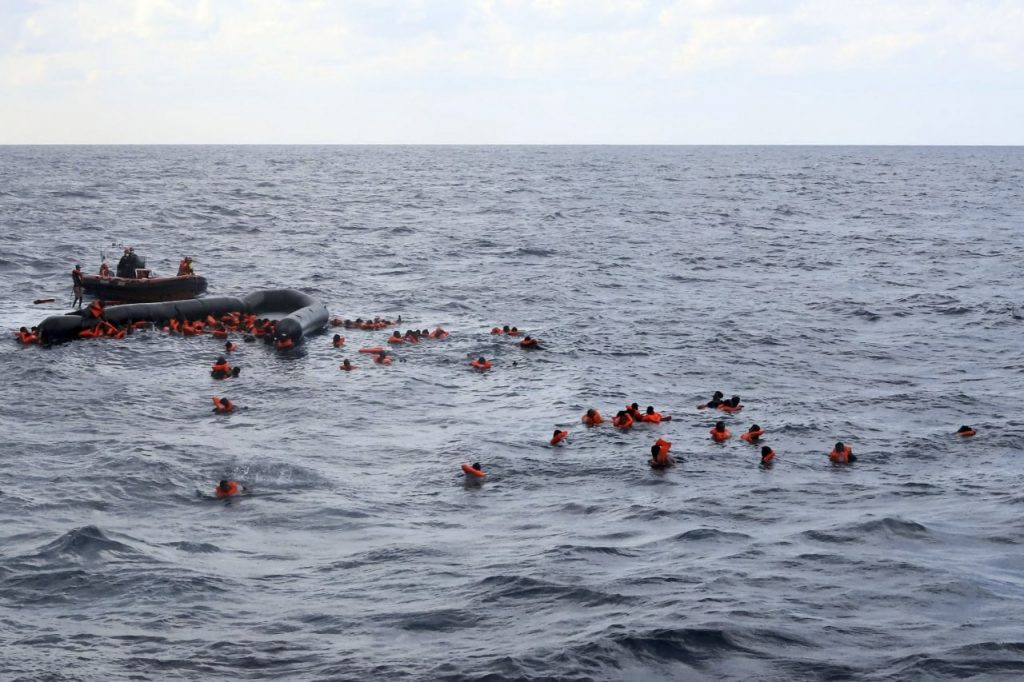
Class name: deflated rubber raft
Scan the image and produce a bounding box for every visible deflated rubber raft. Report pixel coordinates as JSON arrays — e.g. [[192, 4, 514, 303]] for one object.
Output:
[[37, 289, 328, 344]]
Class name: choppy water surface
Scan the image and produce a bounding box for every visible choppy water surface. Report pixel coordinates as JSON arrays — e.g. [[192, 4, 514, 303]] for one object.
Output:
[[1, 145, 1023, 680]]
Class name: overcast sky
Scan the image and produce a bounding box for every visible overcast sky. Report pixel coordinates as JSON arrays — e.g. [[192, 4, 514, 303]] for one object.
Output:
[[1, 0, 1021, 144]]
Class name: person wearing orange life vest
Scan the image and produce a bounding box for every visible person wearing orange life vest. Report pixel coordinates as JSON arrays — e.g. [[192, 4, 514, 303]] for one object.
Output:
[[582, 408, 603, 426], [829, 441, 856, 464], [956, 425, 977, 437], [88, 299, 105, 319], [641, 406, 672, 423], [740, 424, 765, 443], [649, 438, 674, 469], [16, 327, 38, 344], [710, 421, 731, 442], [519, 336, 541, 349], [211, 356, 232, 379], [177, 256, 194, 276], [332, 334, 345, 348], [760, 446, 776, 467], [470, 356, 492, 371], [612, 410, 633, 429], [551, 430, 569, 445], [215, 479, 247, 498], [388, 331, 404, 344], [224, 341, 237, 353], [626, 403, 643, 422], [718, 395, 743, 412], [212, 396, 235, 413]]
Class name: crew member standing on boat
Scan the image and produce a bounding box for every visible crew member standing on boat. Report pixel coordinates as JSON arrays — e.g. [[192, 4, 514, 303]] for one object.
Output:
[[116, 248, 141, 278], [71, 264, 84, 309], [177, 256, 194, 276]]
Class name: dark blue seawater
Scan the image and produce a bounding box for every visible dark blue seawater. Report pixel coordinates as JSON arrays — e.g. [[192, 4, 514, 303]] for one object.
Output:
[[1, 145, 1023, 680]]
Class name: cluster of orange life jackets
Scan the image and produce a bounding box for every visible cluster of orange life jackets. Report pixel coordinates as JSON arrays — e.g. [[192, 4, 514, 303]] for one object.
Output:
[[332, 317, 399, 330]]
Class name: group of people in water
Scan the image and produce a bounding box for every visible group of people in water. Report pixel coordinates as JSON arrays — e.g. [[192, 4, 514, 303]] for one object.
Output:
[[13, 294, 981, 496]]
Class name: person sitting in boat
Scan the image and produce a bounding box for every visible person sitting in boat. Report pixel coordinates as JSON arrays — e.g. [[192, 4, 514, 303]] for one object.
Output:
[[177, 256, 194, 276], [98, 260, 111, 277]]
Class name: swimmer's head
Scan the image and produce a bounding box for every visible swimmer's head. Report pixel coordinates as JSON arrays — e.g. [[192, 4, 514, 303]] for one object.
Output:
[[713, 391, 724, 400], [715, 421, 725, 430], [646, 406, 654, 414], [834, 441, 845, 452], [750, 424, 761, 432]]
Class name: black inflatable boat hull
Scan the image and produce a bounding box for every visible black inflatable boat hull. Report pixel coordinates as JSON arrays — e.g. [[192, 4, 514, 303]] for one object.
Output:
[[37, 289, 327, 344]]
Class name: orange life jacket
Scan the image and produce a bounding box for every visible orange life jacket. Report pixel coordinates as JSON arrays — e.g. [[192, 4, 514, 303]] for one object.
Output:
[[710, 427, 732, 442], [612, 414, 633, 429], [461, 463, 486, 479], [333, 337, 345, 348], [507, 329, 521, 337], [582, 411, 604, 426], [551, 430, 569, 445], [88, 301, 103, 318], [276, 338, 294, 349], [653, 438, 672, 466], [211, 361, 231, 374], [17, 331, 38, 344], [215, 481, 239, 498], [490, 327, 502, 334], [957, 429, 976, 437], [761, 449, 776, 464], [470, 360, 492, 370], [520, 338, 538, 348], [641, 412, 662, 424], [718, 404, 743, 413], [388, 336, 404, 344], [740, 429, 765, 442], [224, 342, 237, 352], [212, 396, 235, 413], [829, 446, 853, 464], [78, 328, 97, 339]]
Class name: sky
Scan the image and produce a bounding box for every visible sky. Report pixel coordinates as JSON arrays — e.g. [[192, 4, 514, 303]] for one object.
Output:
[[1, 0, 1022, 144]]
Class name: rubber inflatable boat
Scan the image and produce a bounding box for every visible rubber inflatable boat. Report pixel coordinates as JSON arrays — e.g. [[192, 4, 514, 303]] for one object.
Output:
[[37, 289, 327, 344], [81, 273, 208, 303]]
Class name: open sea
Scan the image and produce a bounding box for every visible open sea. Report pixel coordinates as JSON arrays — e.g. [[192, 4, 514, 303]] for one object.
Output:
[[1, 145, 1023, 681]]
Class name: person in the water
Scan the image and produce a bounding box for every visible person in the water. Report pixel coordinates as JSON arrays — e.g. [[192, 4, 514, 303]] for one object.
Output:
[[215, 479, 247, 498], [760, 446, 775, 466], [956, 425, 977, 437], [829, 441, 856, 464], [698, 391, 724, 409]]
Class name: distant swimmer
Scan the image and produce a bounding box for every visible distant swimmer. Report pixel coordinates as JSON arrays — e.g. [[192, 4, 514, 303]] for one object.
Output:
[[211, 356, 232, 379], [461, 462, 486, 482], [71, 264, 83, 309], [760, 446, 776, 467], [519, 336, 541, 349], [829, 441, 856, 464], [551, 429, 570, 445], [431, 326, 449, 339], [649, 438, 674, 469], [374, 350, 393, 366], [333, 334, 345, 348], [491, 326, 502, 335], [612, 410, 634, 429], [710, 421, 731, 442], [224, 341, 237, 353], [340, 359, 356, 371], [508, 326, 521, 337], [956, 425, 977, 437], [16, 327, 39, 344], [718, 396, 743, 412], [740, 425, 765, 443], [582, 408, 604, 426], [470, 356, 492, 371], [215, 479, 247, 498], [211, 396, 236, 414], [697, 391, 724, 410], [501, 325, 511, 335], [641, 406, 672, 423], [388, 331, 404, 344]]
